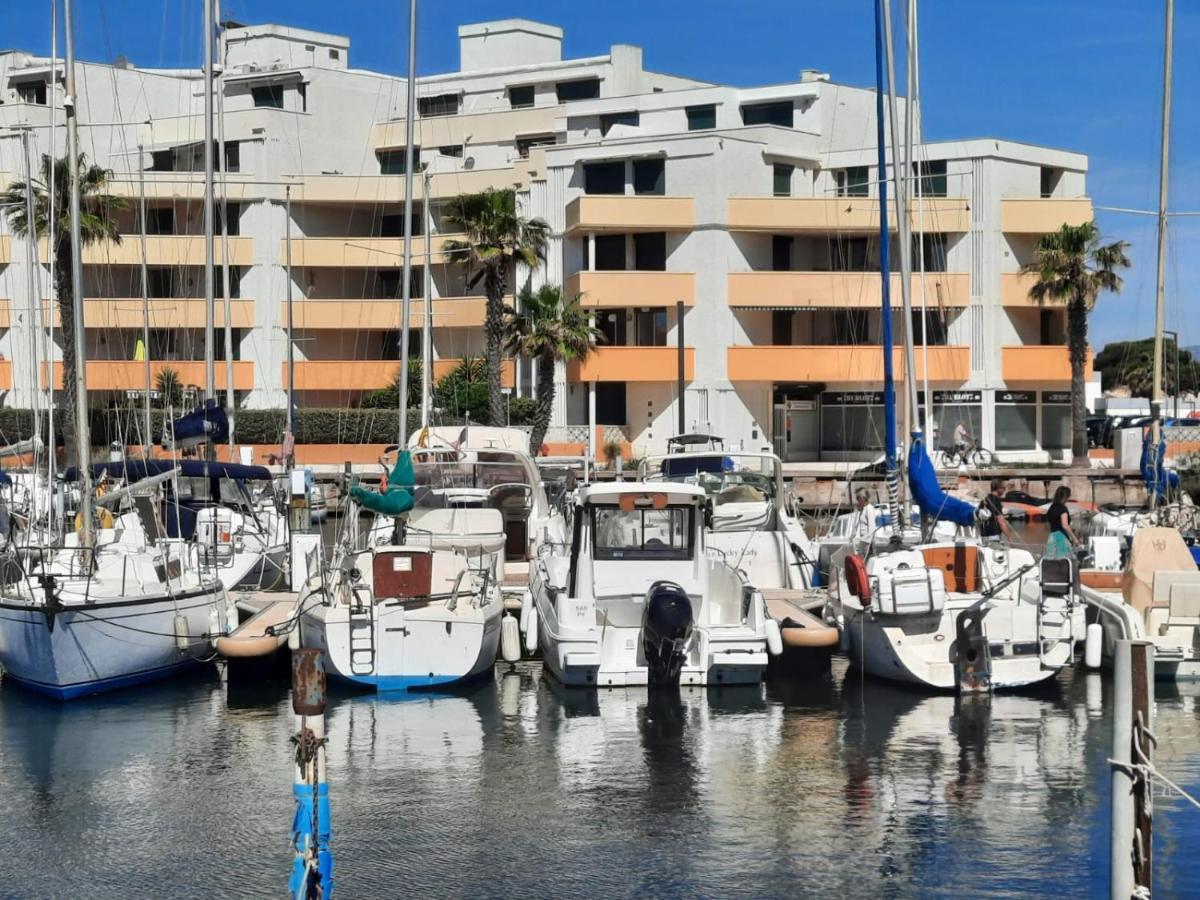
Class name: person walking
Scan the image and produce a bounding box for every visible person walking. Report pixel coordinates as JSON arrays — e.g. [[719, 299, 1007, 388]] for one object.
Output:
[[1044, 485, 1080, 559], [979, 477, 1015, 542]]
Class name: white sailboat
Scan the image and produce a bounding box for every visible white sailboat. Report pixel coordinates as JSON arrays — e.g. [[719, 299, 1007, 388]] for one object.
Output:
[[0, 0, 231, 699]]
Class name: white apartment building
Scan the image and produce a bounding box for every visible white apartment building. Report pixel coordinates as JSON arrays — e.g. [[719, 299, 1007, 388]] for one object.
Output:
[[0, 17, 1093, 461]]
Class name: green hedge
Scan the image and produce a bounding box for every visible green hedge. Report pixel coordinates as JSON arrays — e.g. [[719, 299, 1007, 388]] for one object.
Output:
[[0, 405, 538, 447]]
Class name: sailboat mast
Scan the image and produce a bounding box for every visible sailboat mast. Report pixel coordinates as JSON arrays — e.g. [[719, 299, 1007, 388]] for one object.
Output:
[[421, 166, 433, 428], [396, 0, 419, 448], [908, 0, 931, 436], [216, 0, 235, 459], [881, 0, 920, 441], [47, 0, 58, 508], [285, 185, 295, 437], [874, 0, 901, 535], [63, 0, 93, 545], [1149, 0, 1174, 511], [202, 0, 216, 403], [21, 128, 44, 529], [137, 146, 152, 456]]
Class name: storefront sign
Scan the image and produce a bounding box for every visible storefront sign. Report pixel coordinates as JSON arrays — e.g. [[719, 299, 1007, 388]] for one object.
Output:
[[1042, 391, 1072, 404], [996, 390, 1035, 404], [786, 400, 816, 411], [824, 391, 884, 406], [931, 390, 982, 404]]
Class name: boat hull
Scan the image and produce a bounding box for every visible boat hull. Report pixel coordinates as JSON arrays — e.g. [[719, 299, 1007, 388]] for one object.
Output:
[[0, 589, 226, 699]]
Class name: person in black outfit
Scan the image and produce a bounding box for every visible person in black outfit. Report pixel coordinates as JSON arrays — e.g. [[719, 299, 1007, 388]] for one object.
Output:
[[979, 477, 1014, 541], [1044, 485, 1081, 557]]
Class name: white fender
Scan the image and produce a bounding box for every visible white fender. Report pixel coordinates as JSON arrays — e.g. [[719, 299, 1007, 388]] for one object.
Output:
[[500, 614, 521, 663], [765, 617, 783, 656], [519, 589, 533, 634], [524, 608, 539, 654], [1085, 622, 1103, 670]]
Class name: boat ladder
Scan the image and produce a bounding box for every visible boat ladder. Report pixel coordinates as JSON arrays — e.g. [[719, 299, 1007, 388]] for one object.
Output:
[[1037, 558, 1076, 668], [348, 590, 376, 676]]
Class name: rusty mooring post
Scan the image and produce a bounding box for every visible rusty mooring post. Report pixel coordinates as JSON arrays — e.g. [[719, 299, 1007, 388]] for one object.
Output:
[[1111, 639, 1155, 900], [289, 645, 332, 898]]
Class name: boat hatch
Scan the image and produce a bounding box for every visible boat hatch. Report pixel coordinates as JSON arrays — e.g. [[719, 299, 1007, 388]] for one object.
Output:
[[373, 549, 432, 599], [920, 544, 981, 593]]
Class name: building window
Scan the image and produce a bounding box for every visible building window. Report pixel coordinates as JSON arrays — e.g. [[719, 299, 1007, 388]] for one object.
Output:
[[251, 84, 285, 109], [222, 141, 241, 173], [216, 202, 241, 237], [912, 233, 948, 272], [685, 104, 716, 131], [556, 78, 601, 103], [633, 232, 666, 271], [376, 148, 420, 175], [911, 310, 947, 345], [772, 235, 793, 272], [508, 85, 535, 109], [913, 160, 948, 197], [741, 101, 792, 128], [298, 83, 308, 112], [150, 150, 174, 172], [836, 166, 869, 197], [1041, 392, 1072, 450], [437, 145, 464, 158], [16, 81, 47, 105], [584, 161, 625, 195], [773, 163, 794, 197], [598, 309, 627, 345], [832, 311, 869, 345], [144, 208, 175, 236], [830, 237, 872, 271], [329, 48, 340, 61], [635, 309, 668, 347], [1040, 166, 1062, 198], [417, 93, 459, 118], [595, 383, 627, 424], [772, 310, 794, 346], [632, 158, 664, 196], [995, 391, 1037, 451], [147, 268, 175, 298], [600, 111, 639, 136], [516, 134, 555, 159], [379, 211, 422, 237], [593, 235, 626, 271]]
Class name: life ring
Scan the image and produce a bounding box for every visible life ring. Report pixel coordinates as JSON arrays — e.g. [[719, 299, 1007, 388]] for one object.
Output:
[[845, 554, 871, 602]]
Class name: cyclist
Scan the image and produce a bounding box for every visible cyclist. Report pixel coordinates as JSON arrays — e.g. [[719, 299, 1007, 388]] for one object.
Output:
[[953, 420, 974, 458]]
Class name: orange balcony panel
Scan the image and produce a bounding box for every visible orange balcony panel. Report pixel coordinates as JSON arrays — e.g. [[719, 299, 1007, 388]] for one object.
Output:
[[42, 360, 254, 390], [728, 272, 970, 309], [291, 297, 487, 330], [287, 235, 458, 267], [0, 299, 10, 327], [1002, 346, 1092, 382], [726, 197, 970, 233], [727, 345, 970, 383], [431, 358, 515, 387], [1000, 272, 1052, 307], [566, 271, 695, 309], [0, 360, 12, 389], [1000, 198, 1093, 234], [61, 236, 254, 266], [566, 196, 694, 234], [40, 299, 254, 328], [568, 347, 695, 383]]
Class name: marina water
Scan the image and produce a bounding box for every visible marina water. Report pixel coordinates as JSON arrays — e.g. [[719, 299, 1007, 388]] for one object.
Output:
[[1, 656, 1197, 897]]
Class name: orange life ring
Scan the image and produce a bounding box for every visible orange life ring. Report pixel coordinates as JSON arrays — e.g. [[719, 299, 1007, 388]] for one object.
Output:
[[845, 554, 871, 602]]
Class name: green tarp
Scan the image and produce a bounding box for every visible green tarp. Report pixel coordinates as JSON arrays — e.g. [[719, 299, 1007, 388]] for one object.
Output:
[[350, 450, 415, 516]]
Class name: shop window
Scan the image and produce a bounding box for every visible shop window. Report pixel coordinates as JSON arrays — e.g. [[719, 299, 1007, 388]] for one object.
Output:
[[593, 235, 626, 271], [633, 232, 666, 271], [632, 158, 664, 196], [821, 394, 887, 452], [913, 160, 947, 197], [836, 166, 869, 197], [686, 104, 716, 130], [584, 161, 625, 195], [928, 392, 983, 451], [741, 100, 792, 128], [600, 111, 639, 136], [556, 78, 600, 103], [995, 391, 1037, 451], [1041, 392, 1072, 450], [508, 85, 535, 109]]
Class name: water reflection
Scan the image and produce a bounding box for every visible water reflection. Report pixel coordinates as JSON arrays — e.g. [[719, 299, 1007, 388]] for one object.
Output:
[[0, 660, 1197, 897]]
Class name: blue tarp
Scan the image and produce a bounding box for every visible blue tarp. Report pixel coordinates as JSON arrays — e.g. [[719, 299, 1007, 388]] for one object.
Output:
[[907, 435, 977, 527], [350, 450, 415, 516], [662, 455, 731, 477], [172, 400, 229, 448], [65, 458, 272, 483], [1140, 433, 1179, 501]]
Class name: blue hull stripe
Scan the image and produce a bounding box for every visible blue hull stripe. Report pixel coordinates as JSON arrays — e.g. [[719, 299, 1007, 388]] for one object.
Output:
[[329, 671, 465, 692], [2, 659, 204, 700]]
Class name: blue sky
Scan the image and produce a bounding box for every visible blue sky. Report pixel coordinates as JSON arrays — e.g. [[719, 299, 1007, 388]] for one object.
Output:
[[7, 0, 1197, 350]]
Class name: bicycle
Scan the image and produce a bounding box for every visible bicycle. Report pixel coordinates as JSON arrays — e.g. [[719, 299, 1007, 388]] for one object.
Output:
[[935, 443, 995, 469]]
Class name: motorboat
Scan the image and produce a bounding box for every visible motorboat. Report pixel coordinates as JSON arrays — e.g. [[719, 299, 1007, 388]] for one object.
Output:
[[527, 482, 780, 688], [1080, 526, 1200, 681], [298, 542, 503, 691], [830, 540, 1077, 691], [0, 496, 233, 699], [640, 449, 838, 656]]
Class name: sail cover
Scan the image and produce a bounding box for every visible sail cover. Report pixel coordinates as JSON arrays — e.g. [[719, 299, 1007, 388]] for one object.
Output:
[[1140, 432, 1179, 501], [907, 436, 977, 526], [171, 400, 229, 449], [350, 450, 415, 516]]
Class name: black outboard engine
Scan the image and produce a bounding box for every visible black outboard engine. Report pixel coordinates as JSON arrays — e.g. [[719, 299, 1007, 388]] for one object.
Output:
[[641, 581, 694, 687]]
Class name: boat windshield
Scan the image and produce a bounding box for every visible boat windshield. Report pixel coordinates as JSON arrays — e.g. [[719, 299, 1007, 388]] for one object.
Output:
[[411, 459, 532, 512], [651, 455, 777, 506], [591, 505, 694, 561]]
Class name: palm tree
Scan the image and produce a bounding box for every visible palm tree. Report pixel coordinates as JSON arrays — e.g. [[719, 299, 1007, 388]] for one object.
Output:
[[442, 188, 549, 426], [504, 285, 601, 455], [154, 367, 184, 410], [1022, 221, 1131, 463], [3, 154, 126, 459]]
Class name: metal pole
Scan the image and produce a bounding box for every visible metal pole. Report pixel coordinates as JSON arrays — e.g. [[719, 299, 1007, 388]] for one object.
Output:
[[47, 0, 58, 514], [909, 0, 931, 436], [21, 128, 44, 529], [137, 146, 152, 456], [215, 0, 235, 459], [396, 0, 419, 449], [285, 186, 295, 437], [677, 300, 686, 435], [202, 0, 216, 403], [1149, 0, 1173, 512], [882, 0, 920, 442], [421, 167, 433, 428], [63, 0, 93, 545]]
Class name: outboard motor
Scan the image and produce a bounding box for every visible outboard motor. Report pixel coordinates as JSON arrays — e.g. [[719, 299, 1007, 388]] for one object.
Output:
[[641, 581, 694, 687]]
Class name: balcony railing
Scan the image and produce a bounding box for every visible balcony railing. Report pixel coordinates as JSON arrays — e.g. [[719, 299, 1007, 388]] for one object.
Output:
[[1000, 198, 1093, 234], [284, 358, 514, 391], [568, 346, 695, 382], [726, 197, 971, 233], [287, 235, 461, 267], [566, 271, 695, 308], [566, 196, 695, 234], [289, 297, 489, 330], [41, 360, 254, 390], [728, 271, 970, 308], [1001, 345, 1092, 382], [39, 299, 254, 328], [727, 345, 970, 383]]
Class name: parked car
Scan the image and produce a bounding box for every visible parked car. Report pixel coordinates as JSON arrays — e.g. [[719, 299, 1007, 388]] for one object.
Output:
[[1086, 415, 1107, 448]]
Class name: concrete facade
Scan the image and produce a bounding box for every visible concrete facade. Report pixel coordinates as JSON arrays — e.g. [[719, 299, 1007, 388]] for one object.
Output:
[[0, 18, 1091, 461]]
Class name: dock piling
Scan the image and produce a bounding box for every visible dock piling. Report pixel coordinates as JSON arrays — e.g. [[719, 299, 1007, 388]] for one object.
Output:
[[1110, 639, 1154, 900]]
